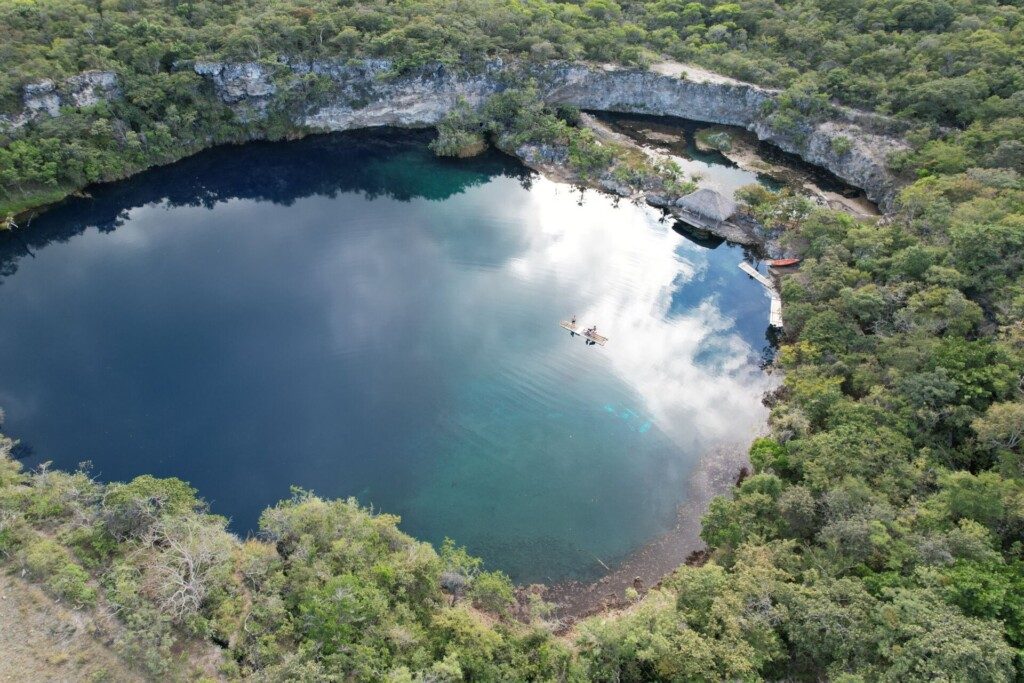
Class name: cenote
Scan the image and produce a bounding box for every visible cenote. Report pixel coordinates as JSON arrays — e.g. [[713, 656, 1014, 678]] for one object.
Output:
[[0, 129, 776, 583]]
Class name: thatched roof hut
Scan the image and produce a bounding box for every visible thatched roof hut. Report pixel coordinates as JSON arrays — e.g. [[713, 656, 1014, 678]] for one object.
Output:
[[676, 188, 737, 222]]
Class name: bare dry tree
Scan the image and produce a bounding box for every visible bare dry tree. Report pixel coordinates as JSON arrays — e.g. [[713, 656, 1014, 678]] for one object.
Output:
[[0, 510, 19, 559], [140, 515, 233, 621]]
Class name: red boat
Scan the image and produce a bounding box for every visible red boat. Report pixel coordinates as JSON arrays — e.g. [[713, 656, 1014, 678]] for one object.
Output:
[[768, 258, 801, 267]]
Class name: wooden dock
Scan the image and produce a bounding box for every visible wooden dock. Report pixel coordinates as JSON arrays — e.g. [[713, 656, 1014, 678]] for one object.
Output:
[[738, 261, 772, 287], [738, 262, 784, 328], [769, 296, 783, 328]]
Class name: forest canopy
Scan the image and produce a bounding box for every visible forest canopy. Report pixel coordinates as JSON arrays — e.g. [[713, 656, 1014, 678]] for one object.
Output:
[[1, 0, 1022, 214]]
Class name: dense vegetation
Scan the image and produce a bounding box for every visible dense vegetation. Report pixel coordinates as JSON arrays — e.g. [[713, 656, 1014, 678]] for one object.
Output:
[[608, 167, 1024, 678], [2, 0, 1023, 213], [0, 442, 578, 680], [2, 0, 1024, 679]]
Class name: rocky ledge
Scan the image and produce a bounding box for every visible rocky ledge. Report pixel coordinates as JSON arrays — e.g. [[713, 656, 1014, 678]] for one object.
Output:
[[0, 71, 121, 132], [189, 58, 909, 212]]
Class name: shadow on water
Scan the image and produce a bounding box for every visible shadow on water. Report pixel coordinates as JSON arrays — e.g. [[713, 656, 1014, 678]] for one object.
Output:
[[670, 217, 767, 263], [671, 220, 726, 250], [0, 129, 532, 285]]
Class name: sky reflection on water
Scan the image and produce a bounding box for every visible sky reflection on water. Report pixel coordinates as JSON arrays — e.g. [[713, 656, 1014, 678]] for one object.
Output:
[[0, 131, 773, 581]]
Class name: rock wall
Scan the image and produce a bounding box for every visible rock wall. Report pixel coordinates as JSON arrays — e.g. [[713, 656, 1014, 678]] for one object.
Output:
[[190, 58, 909, 210], [297, 60, 508, 130], [1, 71, 120, 132], [193, 62, 278, 122], [533, 63, 908, 210]]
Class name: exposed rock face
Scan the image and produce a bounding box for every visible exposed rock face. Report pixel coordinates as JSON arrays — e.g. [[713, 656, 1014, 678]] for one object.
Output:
[[194, 62, 277, 102], [64, 71, 121, 108], [297, 60, 507, 130], [190, 58, 909, 211], [754, 119, 905, 215], [193, 62, 278, 122], [22, 80, 62, 118], [538, 62, 771, 127], [2, 71, 121, 131], [535, 63, 909, 210]]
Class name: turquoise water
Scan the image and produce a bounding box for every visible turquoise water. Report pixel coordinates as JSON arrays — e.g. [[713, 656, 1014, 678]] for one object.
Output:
[[0, 130, 772, 582]]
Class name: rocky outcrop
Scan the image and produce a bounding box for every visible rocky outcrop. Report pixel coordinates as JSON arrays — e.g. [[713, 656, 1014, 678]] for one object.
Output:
[[752, 119, 905, 215], [190, 58, 908, 211], [192, 62, 278, 122], [1, 71, 121, 132], [64, 71, 121, 108], [192, 59, 508, 129], [22, 81, 62, 118], [538, 62, 771, 128], [297, 60, 508, 130], [533, 62, 908, 210]]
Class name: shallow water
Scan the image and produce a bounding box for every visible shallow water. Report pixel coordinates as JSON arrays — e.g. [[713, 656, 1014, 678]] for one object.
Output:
[[595, 112, 869, 203], [0, 130, 773, 582]]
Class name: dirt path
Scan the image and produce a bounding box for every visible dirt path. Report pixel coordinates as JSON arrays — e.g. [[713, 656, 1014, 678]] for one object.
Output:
[[0, 573, 141, 683]]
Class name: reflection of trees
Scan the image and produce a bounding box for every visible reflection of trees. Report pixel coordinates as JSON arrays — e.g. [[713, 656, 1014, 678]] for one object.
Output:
[[0, 129, 533, 284]]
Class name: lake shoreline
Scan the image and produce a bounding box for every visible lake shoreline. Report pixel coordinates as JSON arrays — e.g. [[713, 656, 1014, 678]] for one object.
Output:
[[9, 118, 774, 252], [542, 440, 758, 624], [497, 113, 775, 250], [4, 126, 779, 625]]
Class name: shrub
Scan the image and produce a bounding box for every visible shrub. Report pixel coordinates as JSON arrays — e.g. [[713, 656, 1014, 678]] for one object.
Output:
[[102, 475, 201, 539], [22, 537, 97, 607], [831, 135, 852, 155], [430, 99, 486, 157], [62, 523, 120, 569], [567, 131, 614, 178], [470, 570, 515, 616], [554, 104, 582, 126]]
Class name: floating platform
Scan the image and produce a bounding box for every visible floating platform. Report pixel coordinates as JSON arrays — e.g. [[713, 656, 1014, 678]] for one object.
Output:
[[769, 295, 783, 328], [560, 321, 608, 346], [737, 262, 784, 328], [738, 261, 774, 288]]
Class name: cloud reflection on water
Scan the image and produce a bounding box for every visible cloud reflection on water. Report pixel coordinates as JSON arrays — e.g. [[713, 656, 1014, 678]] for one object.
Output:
[[493, 178, 773, 453]]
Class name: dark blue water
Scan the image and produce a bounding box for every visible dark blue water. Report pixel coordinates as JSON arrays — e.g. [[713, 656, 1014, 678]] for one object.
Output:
[[0, 130, 772, 582]]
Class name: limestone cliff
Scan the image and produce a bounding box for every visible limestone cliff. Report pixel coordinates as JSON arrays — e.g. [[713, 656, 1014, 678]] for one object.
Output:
[[1, 71, 120, 131], [189, 58, 909, 211], [535, 62, 908, 211]]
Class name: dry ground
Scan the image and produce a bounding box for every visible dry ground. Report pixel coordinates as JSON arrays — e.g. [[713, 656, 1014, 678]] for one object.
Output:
[[0, 572, 141, 683]]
